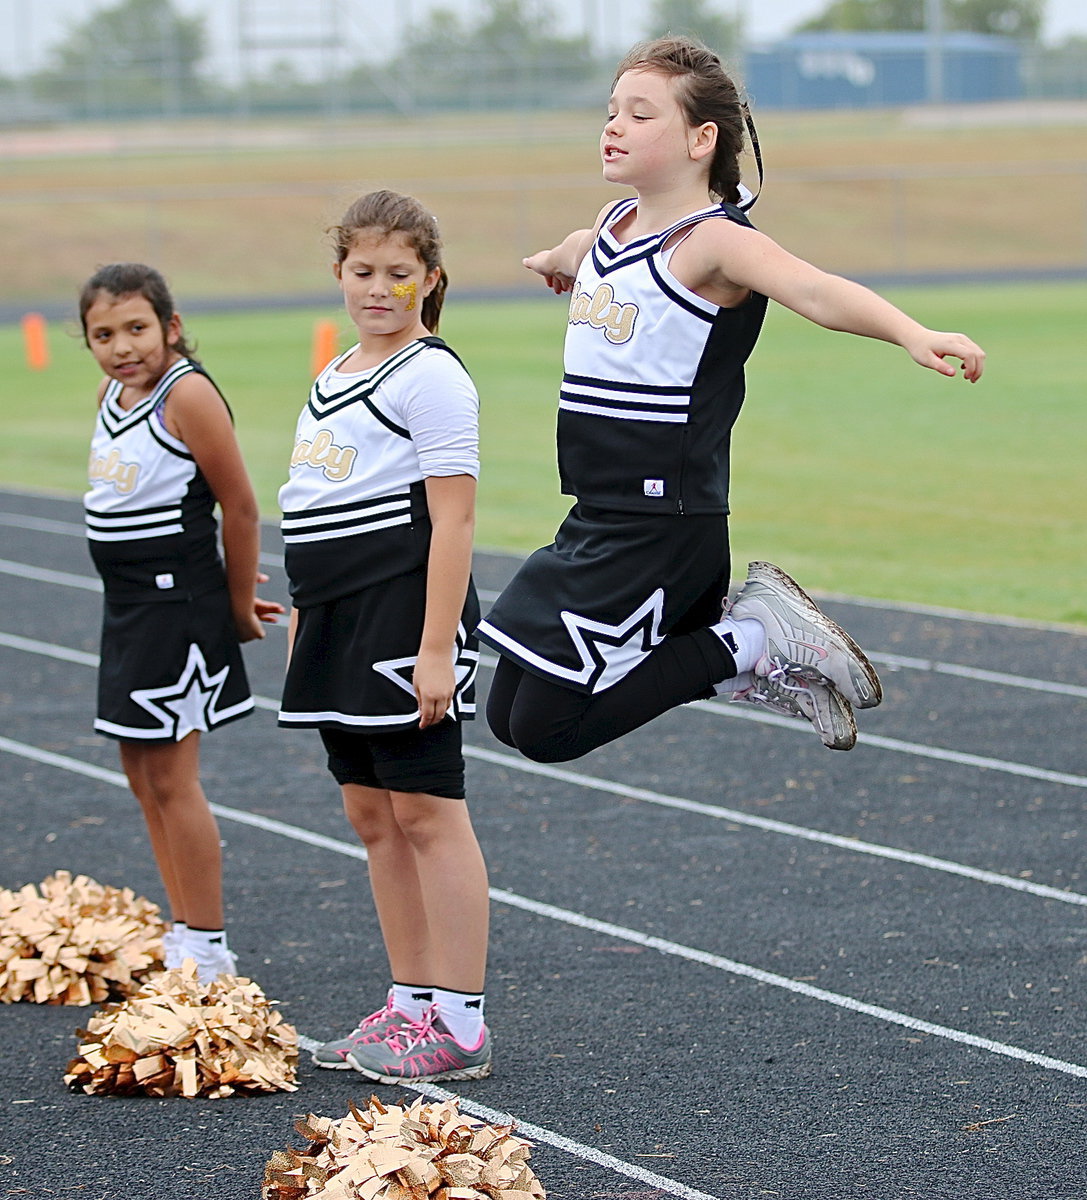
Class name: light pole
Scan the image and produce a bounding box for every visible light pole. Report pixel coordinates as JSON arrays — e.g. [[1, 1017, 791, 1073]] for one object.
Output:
[[924, 0, 946, 104]]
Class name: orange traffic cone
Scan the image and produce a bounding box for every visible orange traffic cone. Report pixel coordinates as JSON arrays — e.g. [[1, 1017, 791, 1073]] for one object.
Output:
[[311, 320, 339, 377], [22, 312, 49, 371]]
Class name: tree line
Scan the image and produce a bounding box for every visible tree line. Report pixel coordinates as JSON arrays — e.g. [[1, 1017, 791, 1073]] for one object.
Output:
[[0, 0, 1072, 120]]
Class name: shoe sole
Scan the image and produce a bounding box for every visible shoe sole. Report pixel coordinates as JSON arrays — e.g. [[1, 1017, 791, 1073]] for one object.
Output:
[[312, 1028, 401, 1069], [736, 681, 857, 750], [346, 1055, 493, 1084], [311, 1055, 356, 1070], [814, 703, 857, 751], [747, 562, 883, 708], [802, 679, 858, 750]]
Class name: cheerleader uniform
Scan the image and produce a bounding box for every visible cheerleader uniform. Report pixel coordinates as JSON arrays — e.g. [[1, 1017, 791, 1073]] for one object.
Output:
[[277, 337, 480, 797], [479, 200, 769, 761], [84, 358, 253, 742]]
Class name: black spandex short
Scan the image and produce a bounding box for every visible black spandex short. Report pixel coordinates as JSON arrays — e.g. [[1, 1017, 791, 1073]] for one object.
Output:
[[319, 720, 465, 799]]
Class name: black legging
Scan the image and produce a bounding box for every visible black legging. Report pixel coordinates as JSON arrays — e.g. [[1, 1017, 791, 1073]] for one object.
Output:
[[486, 627, 736, 764]]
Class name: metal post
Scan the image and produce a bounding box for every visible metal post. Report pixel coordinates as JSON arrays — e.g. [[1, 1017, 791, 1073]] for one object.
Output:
[[924, 0, 945, 105]]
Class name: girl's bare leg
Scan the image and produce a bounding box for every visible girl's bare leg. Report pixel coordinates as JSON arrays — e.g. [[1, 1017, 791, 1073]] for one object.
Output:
[[118, 733, 224, 929], [341, 784, 432, 984], [341, 785, 488, 992], [390, 791, 489, 993]]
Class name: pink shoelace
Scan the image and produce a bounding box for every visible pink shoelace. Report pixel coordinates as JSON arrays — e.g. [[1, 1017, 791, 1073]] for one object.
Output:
[[383, 1004, 448, 1054], [348, 993, 401, 1040]]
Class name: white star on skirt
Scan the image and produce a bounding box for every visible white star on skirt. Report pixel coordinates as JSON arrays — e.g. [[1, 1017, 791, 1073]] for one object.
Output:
[[372, 622, 479, 721], [129, 644, 230, 740], [559, 589, 666, 693]]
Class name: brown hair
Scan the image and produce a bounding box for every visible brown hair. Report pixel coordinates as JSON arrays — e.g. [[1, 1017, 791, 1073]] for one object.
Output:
[[78, 262, 198, 360], [331, 190, 448, 333], [614, 36, 757, 205]]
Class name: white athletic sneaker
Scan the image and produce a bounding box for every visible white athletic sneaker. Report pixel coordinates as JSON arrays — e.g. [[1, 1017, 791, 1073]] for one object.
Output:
[[728, 562, 882, 709], [162, 926, 185, 970], [730, 669, 857, 751]]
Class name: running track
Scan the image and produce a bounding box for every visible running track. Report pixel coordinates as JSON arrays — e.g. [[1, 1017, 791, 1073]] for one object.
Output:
[[1, 487, 1085, 1199]]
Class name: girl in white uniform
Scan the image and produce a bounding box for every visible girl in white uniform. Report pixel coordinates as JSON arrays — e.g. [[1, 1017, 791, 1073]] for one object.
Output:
[[480, 36, 985, 757], [280, 191, 491, 1084], [81, 263, 282, 982]]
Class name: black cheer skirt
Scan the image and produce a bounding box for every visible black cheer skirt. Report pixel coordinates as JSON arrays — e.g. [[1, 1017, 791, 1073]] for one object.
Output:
[[477, 504, 730, 695], [279, 570, 480, 732], [96, 588, 253, 742]]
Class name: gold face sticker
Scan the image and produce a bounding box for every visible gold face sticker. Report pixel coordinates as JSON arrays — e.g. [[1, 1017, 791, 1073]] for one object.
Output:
[[391, 281, 417, 310]]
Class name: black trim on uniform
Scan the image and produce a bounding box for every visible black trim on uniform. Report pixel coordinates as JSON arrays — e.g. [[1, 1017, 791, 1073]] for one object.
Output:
[[99, 361, 196, 436], [560, 373, 689, 397], [647, 257, 717, 323], [147, 418, 195, 459]]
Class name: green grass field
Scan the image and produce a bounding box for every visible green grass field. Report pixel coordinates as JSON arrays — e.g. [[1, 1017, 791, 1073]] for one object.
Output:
[[3, 280, 1083, 626]]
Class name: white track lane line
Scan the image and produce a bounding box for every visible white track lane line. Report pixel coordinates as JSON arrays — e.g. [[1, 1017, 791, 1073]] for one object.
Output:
[[0, 557, 102, 592], [3, 548, 1086, 747], [460, 742, 1087, 903], [277, 1056, 727, 1200], [0, 732, 720, 1200], [693, 697, 1087, 789], [3, 629, 1087, 905], [1, 516, 1084, 698], [2, 732, 1086, 1085]]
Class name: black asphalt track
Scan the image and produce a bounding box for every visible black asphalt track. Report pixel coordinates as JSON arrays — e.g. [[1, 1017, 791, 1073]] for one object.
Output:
[[1, 487, 1086, 1200]]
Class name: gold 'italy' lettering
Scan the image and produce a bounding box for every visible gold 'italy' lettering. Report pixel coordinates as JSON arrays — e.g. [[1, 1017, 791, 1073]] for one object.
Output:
[[568, 281, 638, 345], [291, 429, 357, 481]]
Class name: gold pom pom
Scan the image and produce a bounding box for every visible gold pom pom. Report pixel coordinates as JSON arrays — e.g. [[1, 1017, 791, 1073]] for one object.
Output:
[[0, 871, 166, 1005], [64, 961, 299, 1098], [261, 1095, 546, 1199]]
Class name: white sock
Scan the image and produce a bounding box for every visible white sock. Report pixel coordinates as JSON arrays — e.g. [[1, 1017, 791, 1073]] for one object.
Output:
[[433, 987, 486, 1048], [710, 617, 765, 675], [712, 669, 754, 698], [171, 920, 188, 938], [392, 982, 435, 1023], [185, 927, 228, 950]]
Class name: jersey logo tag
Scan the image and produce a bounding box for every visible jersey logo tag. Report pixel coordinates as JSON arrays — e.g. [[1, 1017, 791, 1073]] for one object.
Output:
[[643, 479, 665, 498], [155, 573, 174, 589]]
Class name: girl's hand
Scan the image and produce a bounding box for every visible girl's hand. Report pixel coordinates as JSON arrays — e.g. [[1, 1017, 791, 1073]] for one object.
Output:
[[905, 330, 986, 382], [255, 596, 285, 624], [254, 572, 285, 624], [523, 251, 575, 294], [234, 608, 267, 643], [413, 648, 456, 729], [236, 575, 285, 641]]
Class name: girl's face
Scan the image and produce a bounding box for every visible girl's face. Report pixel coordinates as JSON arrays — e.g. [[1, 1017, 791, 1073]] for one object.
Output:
[[601, 68, 715, 193], [335, 229, 439, 342], [83, 291, 180, 393]]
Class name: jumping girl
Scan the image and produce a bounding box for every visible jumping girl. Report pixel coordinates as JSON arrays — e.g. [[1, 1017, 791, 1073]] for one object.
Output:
[[278, 191, 491, 1083], [478, 36, 985, 758], [81, 263, 282, 983]]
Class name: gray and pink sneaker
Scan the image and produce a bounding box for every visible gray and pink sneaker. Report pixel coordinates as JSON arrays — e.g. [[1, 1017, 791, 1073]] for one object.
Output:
[[729, 561, 882, 709], [346, 1004, 492, 1083], [731, 669, 857, 751], [311, 991, 407, 1070]]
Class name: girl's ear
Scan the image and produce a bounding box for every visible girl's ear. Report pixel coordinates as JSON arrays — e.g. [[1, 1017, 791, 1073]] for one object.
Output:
[[165, 312, 183, 347], [333, 261, 343, 284], [689, 120, 718, 164], [422, 266, 441, 296]]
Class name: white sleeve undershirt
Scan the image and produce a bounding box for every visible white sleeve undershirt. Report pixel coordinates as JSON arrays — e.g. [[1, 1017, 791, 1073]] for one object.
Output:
[[386, 348, 480, 480]]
